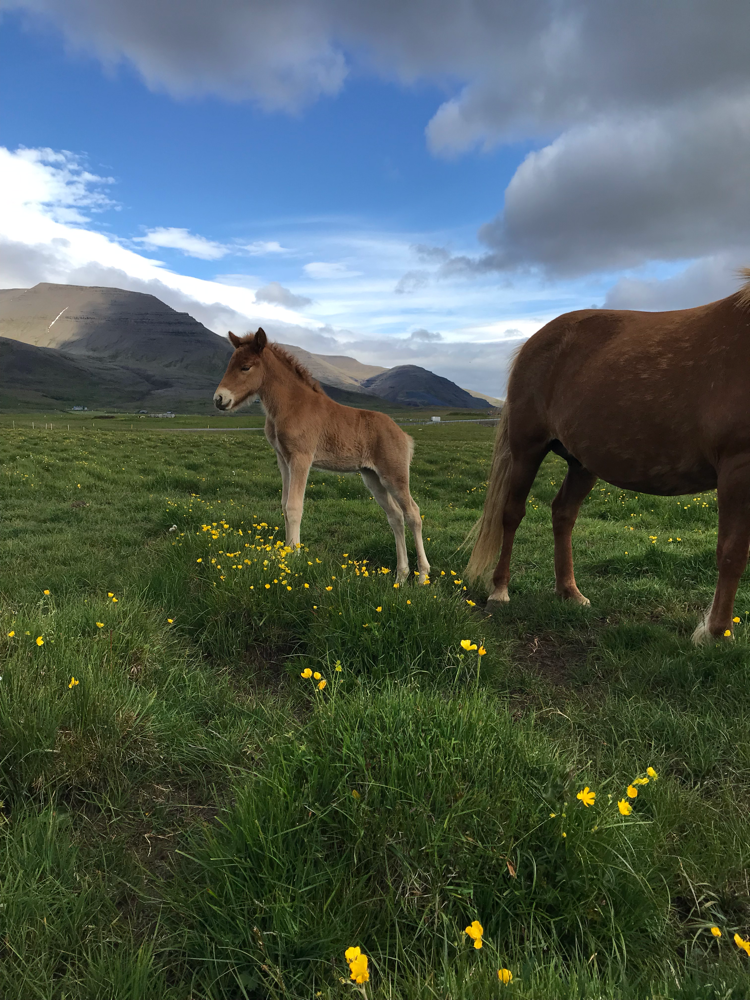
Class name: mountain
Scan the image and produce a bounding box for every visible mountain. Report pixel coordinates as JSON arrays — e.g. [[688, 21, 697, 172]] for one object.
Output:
[[0, 283, 500, 412], [360, 365, 491, 409]]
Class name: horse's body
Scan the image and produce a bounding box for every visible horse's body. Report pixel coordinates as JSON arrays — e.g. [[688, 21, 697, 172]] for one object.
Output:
[[214, 329, 430, 582], [466, 281, 750, 642]]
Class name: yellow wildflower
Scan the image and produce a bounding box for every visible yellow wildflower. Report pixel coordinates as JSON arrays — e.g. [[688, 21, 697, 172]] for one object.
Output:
[[626, 784, 638, 798], [460, 639, 477, 651], [335, 661, 342, 672], [734, 933, 750, 957], [43, 589, 50, 596], [711, 926, 722, 937], [108, 592, 114, 597], [618, 799, 632, 816], [7, 631, 15, 638], [325, 586, 333, 591], [345, 946, 361, 963], [349, 953, 369, 984], [167, 618, 174, 624], [498, 969, 513, 984], [647, 767, 658, 779], [724, 629, 731, 637], [478, 646, 487, 656], [465, 920, 483, 948], [36, 636, 44, 646], [576, 787, 596, 807], [313, 671, 322, 680], [96, 622, 104, 628], [351, 789, 360, 800], [318, 679, 327, 690], [112, 597, 118, 603], [301, 668, 313, 678], [734, 616, 741, 623], [68, 676, 79, 688], [376, 606, 382, 612]]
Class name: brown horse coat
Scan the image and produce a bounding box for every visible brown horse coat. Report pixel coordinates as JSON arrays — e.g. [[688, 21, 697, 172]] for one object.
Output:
[[467, 281, 750, 641], [214, 329, 430, 582]]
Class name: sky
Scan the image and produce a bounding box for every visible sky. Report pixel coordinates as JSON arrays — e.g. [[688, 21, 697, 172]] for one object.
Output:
[[2, 1, 750, 395]]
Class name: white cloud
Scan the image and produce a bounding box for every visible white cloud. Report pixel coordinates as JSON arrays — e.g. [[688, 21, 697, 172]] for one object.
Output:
[[136, 226, 228, 260], [243, 240, 289, 255], [0, 144, 580, 396], [304, 261, 361, 279]]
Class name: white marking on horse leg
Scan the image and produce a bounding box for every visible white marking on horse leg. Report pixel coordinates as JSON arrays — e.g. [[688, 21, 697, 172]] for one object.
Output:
[[487, 585, 510, 604]]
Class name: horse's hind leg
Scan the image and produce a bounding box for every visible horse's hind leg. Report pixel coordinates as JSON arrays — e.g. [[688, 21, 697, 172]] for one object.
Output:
[[551, 461, 597, 605], [488, 449, 547, 604], [693, 461, 750, 643], [361, 468, 409, 582]]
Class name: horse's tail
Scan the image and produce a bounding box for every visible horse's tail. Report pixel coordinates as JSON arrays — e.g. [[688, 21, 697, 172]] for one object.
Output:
[[464, 403, 512, 583]]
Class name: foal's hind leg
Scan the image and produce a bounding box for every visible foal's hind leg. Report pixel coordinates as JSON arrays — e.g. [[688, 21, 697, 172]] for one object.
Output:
[[488, 450, 547, 604], [551, 462, 597, 605], [377, 472, 430, 583], [361, 468, 409, 582]]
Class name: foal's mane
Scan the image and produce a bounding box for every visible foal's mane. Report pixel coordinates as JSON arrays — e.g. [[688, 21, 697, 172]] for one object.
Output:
[[267, 343, 322, 393], [736, 267, 750, 311]]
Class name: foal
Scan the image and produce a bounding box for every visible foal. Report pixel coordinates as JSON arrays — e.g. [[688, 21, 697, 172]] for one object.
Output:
[[214, 328, 430, 583]]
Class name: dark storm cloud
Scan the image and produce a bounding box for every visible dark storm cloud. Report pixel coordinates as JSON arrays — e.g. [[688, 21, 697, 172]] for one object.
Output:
[[11, 0, 750, 284]]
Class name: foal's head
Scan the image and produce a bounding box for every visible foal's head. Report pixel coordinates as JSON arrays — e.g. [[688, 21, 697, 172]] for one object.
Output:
[[214, 328, 267, 410]]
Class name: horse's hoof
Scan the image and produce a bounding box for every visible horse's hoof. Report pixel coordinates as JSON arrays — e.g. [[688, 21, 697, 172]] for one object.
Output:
[[692, 620, 732, 645], [556, 588, 590, 606], [487, 587, 510, 604]]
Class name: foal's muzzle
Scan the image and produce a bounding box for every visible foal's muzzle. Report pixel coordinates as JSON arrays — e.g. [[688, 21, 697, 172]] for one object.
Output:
[[213, 390, 232, 410]]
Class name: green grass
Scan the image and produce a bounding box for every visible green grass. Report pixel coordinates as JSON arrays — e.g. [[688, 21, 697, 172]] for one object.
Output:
[[0, 423, 748, 998]]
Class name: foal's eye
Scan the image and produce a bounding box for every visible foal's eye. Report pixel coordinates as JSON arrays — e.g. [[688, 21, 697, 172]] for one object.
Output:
[[241, 365, 252, 372]]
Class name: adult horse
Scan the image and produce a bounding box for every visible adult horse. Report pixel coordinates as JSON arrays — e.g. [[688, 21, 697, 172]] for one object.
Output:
[[214, 329, 430, 583], [466, 276, 750, 642]]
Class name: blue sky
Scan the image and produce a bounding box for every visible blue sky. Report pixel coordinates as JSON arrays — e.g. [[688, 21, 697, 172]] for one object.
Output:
[[2, 2, 750, 394]]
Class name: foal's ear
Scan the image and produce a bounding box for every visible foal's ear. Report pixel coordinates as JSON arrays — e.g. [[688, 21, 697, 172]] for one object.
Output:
[[254, 327, 267, 352], [228, 331, 242, 350]]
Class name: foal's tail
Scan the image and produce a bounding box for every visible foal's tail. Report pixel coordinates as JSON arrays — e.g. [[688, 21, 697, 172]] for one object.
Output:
[[464, 404, 512, 583]]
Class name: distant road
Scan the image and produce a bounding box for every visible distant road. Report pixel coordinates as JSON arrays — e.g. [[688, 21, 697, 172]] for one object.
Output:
[[163, 417, 500, 432]]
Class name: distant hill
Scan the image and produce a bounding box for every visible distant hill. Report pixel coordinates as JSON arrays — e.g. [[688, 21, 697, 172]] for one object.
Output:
[[0, 283, 500, 413], [360, 365, 491, 409]]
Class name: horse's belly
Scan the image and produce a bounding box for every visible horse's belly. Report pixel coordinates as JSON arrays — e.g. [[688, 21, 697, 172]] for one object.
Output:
[[312, 453, 361, 473], [570, 441, 717, 496]]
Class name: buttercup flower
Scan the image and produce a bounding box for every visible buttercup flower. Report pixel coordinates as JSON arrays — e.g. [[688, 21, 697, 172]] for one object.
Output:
[[478, 646, 487, 656], [43, 589, 50, 596], [734, 933, 750, 956], [618, 799, 632, 815], [318, 679, 327, 690], [301, 668, 313, 678], [711, 926, 722, 937], [460, 640, 477, 651], [576, 787, 596, 807], [626, 785, 638, 798], [313, 672, 321, 680], [345, 946, 361, 963], [96, 622, 104, 628], [349, 953, 369, 984], [7, 631, 14, 638], [351, 789, 361, 800], [464, 920, 483, 948], [647, 767, 658, 779], [68, 676, 79, 688], [36, 636, 44, 646], [498, 969, 513, 984]]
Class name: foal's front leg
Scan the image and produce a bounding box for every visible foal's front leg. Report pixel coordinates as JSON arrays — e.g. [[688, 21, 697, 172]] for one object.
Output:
[[284, 454, 313, 549], [275, 450, 290, 517]]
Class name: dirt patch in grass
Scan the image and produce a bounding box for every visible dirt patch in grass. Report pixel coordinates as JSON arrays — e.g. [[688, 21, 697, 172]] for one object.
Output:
[[516, 631, 593, 687]]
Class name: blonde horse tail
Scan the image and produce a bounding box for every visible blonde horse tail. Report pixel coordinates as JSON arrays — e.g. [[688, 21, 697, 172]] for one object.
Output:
[[464, 404, 512, 583]]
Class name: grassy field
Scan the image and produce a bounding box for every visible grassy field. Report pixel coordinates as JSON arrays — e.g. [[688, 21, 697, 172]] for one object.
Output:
[[0, 421, 749, 999]]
